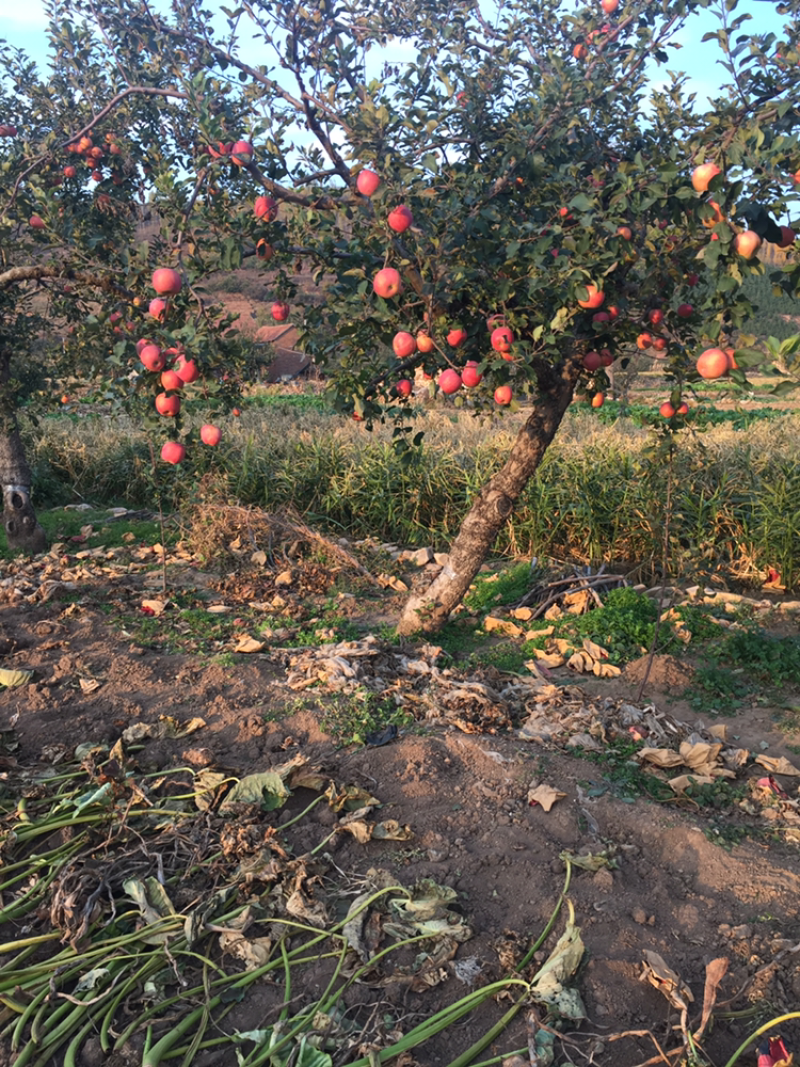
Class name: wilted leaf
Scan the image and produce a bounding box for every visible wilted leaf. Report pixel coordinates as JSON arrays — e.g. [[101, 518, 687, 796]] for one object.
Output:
[[559, 849, 614, 871], [123, 877, 177, 943], [0, 668, 33, 688], [79, 677, 101, 694], [219, 930, 273, 970], [695, 957, 728, 1040], [193, 769, 229, 810], [582, 638, 609, 660], [755, 755, 800, 777], [373, 820, 412, 840], [679, 741, 723, 770], [220, 771, 289, 811], [339, 819, 372, 843], [73, 967, 110, 993], [530, 899, 585, 1019]]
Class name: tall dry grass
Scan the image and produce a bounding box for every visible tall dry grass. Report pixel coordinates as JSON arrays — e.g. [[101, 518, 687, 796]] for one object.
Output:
[[26, 405, 800, 589]]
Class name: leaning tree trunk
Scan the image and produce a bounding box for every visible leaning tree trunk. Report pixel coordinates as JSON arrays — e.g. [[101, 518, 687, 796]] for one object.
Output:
[[397, 359, 581, 636], [0, 349, 46, 555]]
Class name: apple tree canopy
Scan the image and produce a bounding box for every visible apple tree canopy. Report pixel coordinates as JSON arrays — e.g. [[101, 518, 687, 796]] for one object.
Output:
[[1, 0, 800, 628]]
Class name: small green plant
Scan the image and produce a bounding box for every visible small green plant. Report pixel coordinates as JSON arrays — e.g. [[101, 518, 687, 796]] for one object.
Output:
[[558, 587, 668, 665], [688, 666, 751, 716], [721, 629, 800, 684], [320, 689, 414, 747], [464, 562, 533, 614], [579, 738, 674, 802]]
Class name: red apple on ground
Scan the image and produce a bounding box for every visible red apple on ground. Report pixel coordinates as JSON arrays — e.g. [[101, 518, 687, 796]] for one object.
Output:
[[733, 230, 762, 259], [491, 326, 513, 352], [387, 205, 413, 233], [271, 302, 290, 322], [462, 363, 483, 388], [254, 195, 278, 220], [200, 425, 222, 446], [494, 385, 512, 405], [416, 332, 435, 353], [152, 267, 182, 295], [392, 331, 417, 358], [447, 327, 467, 347], [373, 268, 402, 298], [691, 162, 722, 193], [677, 303, 694, 318], [696, 347, 730, 379], [439, 369, 462, 394], [356, 169, 381, 196], [161, 441, 185, 464], [577, 284, 604, 309], [395, 379, 413, 398], [140, 345, 166, 372]]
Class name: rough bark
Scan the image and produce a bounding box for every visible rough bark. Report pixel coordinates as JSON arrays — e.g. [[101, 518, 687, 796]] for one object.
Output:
[[0, 342, 46, 555], [397, 359, 581, 636]]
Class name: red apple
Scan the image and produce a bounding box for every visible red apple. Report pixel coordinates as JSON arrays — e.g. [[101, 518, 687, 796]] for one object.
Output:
[[161, 441, 185, 464], [660, 401, 676, 418], [591, 392, 605, 409], [373, 268, 402, 298], [696, 347, 730, 379], [494, 385, 512, 405], [140, 345, 166, 372], [636, 332, 653, 350], [149, 298, 168, 321], [447, 327, 467, 347], [583, 351, 603, 372], [617, 225, 632, 240], [607, 305, 619, 320], [395, 378, 413, 398], [256, 239, 274, 260], [356, 169, 380, 196], [174, 356, 200, 383], [152, 267, 182, 296], [462, 363, 483, 388], [686, 272, 700, 286], [601, 0, 619, 13], [652, 337, 667, 353], [733, 230, 762, 259], [161, 370, 183, 391], [416, 332, 435, 353], [271, 302, 290, 322], [392, 331, 417, 358], [778, 226, 796, 248], [577, 284, 604, 309], [677, 303, 694, 318], [438, 369, 462, 394], [677, 402, 689, 415], [254, 195, 278, 220], [230, 140, 254, 165], [592, 312, 611, 324], [63, 165, 77, 178], [648, 308, 664, 326], [200, 424, 222, 446], [29, 215, 45, 230], [156, 392, 181, 416], [599, 350, 614, 367], [232, 407, 241, 416], [691, 162, 722, 193], [491, 326, 513, 352], [387, 205, 413, 233]]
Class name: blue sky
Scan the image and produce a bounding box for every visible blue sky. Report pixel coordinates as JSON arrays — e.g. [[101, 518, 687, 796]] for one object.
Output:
[[0, 0, 789, 107]]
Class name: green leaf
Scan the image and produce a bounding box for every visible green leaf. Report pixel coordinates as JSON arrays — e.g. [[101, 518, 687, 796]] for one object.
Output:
[[220, 771, 290, 811]]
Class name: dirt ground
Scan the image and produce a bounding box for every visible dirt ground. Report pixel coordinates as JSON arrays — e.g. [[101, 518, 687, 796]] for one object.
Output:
[[1, 539, 800, 1067]]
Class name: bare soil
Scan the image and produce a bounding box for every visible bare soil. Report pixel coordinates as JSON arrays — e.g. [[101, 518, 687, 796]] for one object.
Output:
[[1, 543, 800, 1067]]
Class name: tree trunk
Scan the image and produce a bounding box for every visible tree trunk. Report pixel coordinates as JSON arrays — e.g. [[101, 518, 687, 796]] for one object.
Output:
[[0, 429, 46, 555], [397, 359, 581, 636]]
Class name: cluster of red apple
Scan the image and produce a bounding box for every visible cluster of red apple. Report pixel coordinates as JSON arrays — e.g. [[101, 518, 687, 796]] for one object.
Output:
[[134, 268, 222, 463], [207, 139, 254, 165], [63, 132, 125, 186]]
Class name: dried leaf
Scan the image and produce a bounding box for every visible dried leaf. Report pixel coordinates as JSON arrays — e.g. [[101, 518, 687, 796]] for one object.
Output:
[[567, 650, 594, 673], [695, 957, 728, 1040], [219, 930, 273, 970], [559, 849, 614, 872], [123, 877, 177, 944], [679, 741, 723, 770], [234, 636, 266, 654], [527, 783, 567, 812], [755, 755, 800, 777], [667, 774, 716, 794], [638, 747, 684, 768], [193, 769, 229, 810], [142, 599, 168, 616], [582, 638, 610, 660], [484, 616, 524, 637], [79, 677, 101, 694], [220, 771, 290, 812], [530, 899, 585, 1019], [251, 550, 267, 566], [640, 949, 693, 1010], [593, 660, 621, 677], [373, 820, 413, 840], [529, 649, 566, 668], [510, 607, 533, 621]]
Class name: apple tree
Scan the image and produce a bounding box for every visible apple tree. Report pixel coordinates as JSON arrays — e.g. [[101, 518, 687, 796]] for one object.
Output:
[[3, 0, 800, 633]]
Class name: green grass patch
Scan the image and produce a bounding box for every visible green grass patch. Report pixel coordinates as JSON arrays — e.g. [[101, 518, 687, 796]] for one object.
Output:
[[464, 562, 533, 614], [320, 689, 415, 747]]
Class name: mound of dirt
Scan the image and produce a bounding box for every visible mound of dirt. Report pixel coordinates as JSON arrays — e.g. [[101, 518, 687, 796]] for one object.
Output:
[[623, 653, 695, 690]]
